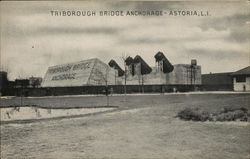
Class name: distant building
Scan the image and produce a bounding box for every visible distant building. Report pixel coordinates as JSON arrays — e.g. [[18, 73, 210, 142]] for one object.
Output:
[[231, 66, 250, 91], [0, 71, 8, 95], [14, 79, 30, 88], [29, 77, 42, 88], [201, 72, 233, 91], [201, 66, 250, 91]]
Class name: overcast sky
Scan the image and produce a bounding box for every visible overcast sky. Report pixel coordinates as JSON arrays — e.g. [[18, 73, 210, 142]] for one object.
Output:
[[0, 1, 249, 80]]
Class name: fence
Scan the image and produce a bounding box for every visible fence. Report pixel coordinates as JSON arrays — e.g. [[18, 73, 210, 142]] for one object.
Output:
[[2, 85, 201, 97]]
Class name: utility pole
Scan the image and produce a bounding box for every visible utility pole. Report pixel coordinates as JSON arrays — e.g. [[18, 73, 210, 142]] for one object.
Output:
[[105, 67, 109, 107], [20, 82, 24, 106]]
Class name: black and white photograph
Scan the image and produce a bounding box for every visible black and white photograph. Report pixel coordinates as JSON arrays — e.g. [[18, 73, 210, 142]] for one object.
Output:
[[0, 1, 250, 159]]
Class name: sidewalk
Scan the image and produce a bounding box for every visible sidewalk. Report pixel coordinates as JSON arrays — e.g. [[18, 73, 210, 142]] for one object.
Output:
[[1, 91, 249, 99]]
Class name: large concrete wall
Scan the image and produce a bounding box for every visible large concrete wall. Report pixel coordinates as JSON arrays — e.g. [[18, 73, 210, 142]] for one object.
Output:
[[87, 59, 116, 86], [117, 64, 201, 85], [42, 58, 117, 87], [42, 59, 96, 87], [166, 64, 201, 85]]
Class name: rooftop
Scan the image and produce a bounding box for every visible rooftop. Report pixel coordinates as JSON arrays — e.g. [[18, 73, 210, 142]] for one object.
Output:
[[231, 66, 250, 76]]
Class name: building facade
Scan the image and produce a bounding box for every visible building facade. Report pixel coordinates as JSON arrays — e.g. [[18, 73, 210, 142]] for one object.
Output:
[[231, 66, 250, 91], [201, 72, 233, 91]]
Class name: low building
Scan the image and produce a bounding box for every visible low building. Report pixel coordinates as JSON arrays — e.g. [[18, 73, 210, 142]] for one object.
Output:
[[201, 72, 233, 91], [231, 66, 250, 91], [14, 79, 30, 88]]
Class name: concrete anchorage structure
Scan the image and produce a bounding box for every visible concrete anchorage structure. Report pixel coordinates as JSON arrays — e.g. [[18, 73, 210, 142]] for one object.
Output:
[[111, 52, 201, 86], [42, 58, 116, 87], [42, 52, 201, 88]]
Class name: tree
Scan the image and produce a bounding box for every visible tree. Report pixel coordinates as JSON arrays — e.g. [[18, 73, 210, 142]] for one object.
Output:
[[104, 68, 110, 107], [95, 67, 110, 106], [120, 53, 129, 96]]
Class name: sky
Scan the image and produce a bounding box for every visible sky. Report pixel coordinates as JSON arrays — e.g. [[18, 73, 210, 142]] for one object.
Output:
[[0, 1, 249, 80]]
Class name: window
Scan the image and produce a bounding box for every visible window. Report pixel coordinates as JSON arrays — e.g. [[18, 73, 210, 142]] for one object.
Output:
[[235, 76, 246, 82]]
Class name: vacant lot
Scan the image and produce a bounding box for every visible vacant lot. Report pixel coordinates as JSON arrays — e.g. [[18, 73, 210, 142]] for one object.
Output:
[[1, 93, 250, 159]]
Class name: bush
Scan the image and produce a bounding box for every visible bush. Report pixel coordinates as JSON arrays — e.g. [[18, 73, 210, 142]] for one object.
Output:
[[220, 107, 248, 114], [177, 108, 211, 121], [178, 107, 249, 122]]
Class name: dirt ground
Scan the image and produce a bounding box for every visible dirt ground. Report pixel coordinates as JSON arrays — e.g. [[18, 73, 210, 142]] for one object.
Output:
[[1, 93, 250, 159]]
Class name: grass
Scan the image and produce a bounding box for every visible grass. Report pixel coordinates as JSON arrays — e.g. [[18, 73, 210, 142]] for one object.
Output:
[[1, 93, 250, 159]]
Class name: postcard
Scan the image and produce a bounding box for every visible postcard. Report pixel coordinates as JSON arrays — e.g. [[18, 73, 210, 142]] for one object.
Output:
[[0, 1, 249, 159]]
